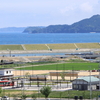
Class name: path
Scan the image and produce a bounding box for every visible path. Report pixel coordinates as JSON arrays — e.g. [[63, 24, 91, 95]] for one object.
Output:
[[21, 44, 26, 50], [45, 44, 50, 50]]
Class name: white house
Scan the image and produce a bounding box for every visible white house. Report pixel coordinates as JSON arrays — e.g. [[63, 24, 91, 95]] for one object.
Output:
[[0, 68, 14, 78]]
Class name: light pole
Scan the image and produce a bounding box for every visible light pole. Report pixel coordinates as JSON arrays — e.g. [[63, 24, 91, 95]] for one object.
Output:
[[98, 64, 100, 91], [89, 66, 92, 99], [7, 49, 11, 57]]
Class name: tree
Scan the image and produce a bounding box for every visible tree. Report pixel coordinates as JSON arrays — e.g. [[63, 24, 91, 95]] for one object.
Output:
[[60, 71, 66, 81], [31, 93, 37, 100], [1, 60, 4, 64], [25, 72, 30, 78], [21, 94, 27, 100], [40, 86, 51, 99]]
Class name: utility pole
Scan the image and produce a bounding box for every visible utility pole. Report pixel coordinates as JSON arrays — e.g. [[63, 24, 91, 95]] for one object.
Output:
[[7, 49, 11, 57], [99, 64, 100, 91], [89, 66, 92, 99]]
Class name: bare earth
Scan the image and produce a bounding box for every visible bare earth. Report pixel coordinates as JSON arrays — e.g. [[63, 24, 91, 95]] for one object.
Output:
[[13, 70, 99, 80]]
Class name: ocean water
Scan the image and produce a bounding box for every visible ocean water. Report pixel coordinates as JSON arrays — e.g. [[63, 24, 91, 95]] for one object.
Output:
[[0, 33, 100, 44], [0, 32, 100, 56]]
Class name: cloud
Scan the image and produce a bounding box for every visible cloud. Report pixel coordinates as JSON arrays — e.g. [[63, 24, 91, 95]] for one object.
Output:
[[60, 6, 74, 14], [80, 2, 93, 13]]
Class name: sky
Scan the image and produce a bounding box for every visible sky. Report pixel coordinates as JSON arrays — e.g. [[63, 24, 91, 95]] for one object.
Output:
[[0, 0, 100, 28]]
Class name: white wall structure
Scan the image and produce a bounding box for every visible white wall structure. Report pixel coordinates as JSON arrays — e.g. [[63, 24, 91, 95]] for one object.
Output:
[[0, 68, 13, 76]]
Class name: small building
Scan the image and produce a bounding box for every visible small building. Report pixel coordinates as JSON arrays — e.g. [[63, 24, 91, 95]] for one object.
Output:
[[72, 76, 99, 90], [0, 68, 14, 79]]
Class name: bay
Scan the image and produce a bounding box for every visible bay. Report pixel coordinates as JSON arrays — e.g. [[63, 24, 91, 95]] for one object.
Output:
[[0, 32, 100, 56], [0, 33, 100, 44]]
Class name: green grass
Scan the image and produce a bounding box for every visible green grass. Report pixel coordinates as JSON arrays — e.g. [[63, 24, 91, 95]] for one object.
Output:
[[2, 90, 100, 99], [0, 43, 100, 50], [24, 82, 56, 85], [48, 90, 100, 99], [0, 61, 56, 68], [47, 43, 76, 49], [24, 44, 48, 50], [76, 43, 100, 49], [16, 62, 99, 70], [0, 45, 23, 50]]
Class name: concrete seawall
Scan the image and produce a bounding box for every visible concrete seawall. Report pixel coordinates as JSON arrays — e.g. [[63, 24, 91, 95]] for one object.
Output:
[[0, 48, 99, 54]]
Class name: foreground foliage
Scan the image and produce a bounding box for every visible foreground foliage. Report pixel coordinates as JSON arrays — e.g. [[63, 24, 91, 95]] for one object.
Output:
[[1, 90, 100, 99], [40, 86, 52, 98]]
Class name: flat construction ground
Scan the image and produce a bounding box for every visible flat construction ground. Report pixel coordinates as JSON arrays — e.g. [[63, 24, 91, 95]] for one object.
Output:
[[13, 70, 99, 80]]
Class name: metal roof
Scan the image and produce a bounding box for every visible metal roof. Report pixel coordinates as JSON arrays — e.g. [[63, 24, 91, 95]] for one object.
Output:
[[77, 76, 99, 82]]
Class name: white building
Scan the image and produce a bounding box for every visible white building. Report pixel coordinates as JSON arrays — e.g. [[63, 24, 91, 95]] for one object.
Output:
[[0, 68, 14, 78]]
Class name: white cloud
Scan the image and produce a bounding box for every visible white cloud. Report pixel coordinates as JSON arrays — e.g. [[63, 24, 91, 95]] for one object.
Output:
[[80, 2, 93, 13], [60, 6, 74, 14]]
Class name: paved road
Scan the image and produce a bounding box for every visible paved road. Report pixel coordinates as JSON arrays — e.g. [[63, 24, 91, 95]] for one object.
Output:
[[6, 97, 100, 100]]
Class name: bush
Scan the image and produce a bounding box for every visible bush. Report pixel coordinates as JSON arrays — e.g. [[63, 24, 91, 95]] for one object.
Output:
[[40, 86, 51, 98], [31, 94, 37, 100]]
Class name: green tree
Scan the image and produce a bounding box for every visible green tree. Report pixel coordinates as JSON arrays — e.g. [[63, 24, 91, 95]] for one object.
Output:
[[40, 86, 51, 99], [60, 71, 66, 81], [31, 93, 37, 100], [1, 60, 3, 64], [25, 72, 30, 78], [21, 94, 27, 100]]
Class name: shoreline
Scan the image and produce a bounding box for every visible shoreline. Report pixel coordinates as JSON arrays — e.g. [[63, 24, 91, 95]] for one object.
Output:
[[0, 48, 99, 54]]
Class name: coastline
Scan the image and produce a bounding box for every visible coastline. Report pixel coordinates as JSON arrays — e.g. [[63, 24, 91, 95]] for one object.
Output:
[[0, 48, 99, 54]]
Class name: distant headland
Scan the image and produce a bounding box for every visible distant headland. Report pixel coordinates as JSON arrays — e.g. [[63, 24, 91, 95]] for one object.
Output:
[[23, 14, 100, 33]]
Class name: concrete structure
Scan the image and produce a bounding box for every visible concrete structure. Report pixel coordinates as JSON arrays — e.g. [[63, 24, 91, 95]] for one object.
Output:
[[0, 68, 14, 79], [72, 76, 99, 90]]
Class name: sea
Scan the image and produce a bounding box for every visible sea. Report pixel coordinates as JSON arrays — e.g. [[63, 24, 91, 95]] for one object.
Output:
[[0, 32, 100, 56], [0, 32, 100, 44]]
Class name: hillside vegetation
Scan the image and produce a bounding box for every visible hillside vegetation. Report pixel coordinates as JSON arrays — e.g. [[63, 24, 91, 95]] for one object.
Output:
[[23, 15, 100, 33], [0, 43, 100, 50], [0, 45, 23, 50]]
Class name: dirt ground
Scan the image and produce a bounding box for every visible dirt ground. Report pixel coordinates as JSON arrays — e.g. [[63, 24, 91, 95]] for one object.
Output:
[[13, 70, 99, 80]]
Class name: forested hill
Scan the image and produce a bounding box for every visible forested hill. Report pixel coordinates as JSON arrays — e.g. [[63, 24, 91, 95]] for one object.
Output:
[[0, 27, 26, 33], [23, 15, 100, 33]]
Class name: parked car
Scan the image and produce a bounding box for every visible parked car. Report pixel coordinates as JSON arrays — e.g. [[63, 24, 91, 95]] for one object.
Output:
[[1, 96, 9, 100]]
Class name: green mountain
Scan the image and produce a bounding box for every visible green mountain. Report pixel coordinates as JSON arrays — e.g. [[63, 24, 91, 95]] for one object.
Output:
[[23, 14, 100, 33], [23, 26, 45, 33], [0, 27, 26, 33]]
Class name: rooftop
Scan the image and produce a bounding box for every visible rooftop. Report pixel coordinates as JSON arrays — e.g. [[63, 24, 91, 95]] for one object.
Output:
[[77, 76, 99, 82]]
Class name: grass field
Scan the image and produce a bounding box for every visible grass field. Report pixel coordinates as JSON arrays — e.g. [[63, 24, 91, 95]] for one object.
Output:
[[16, 62, 99, 70], [0, 45, 23, 50], [47, 43, 76, 49], [0, 43, 100, 50], [24, 44, 48, 50], [76, 43, 100, 49], [2, 90, 100, 99]]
